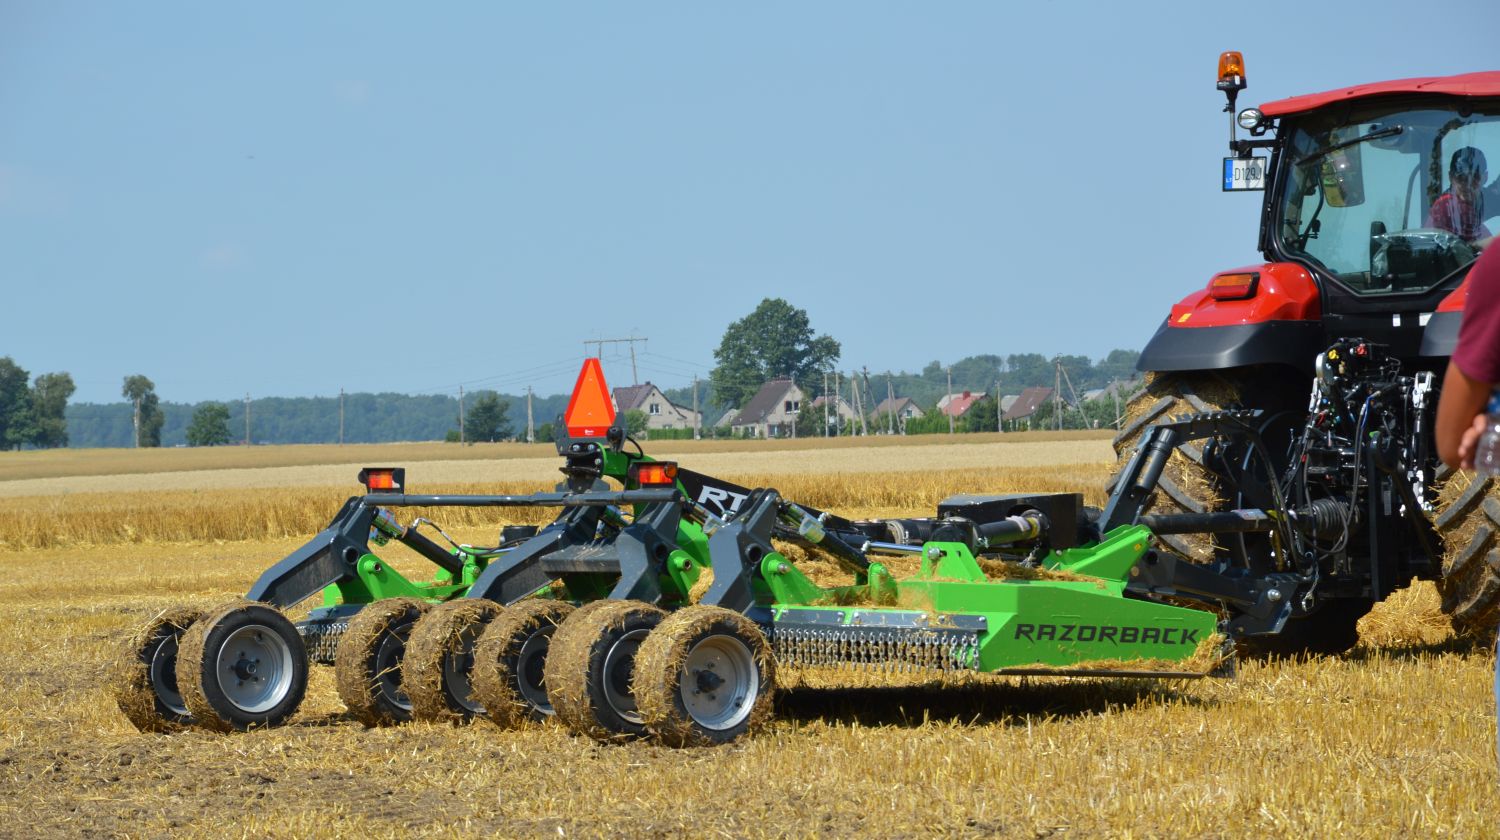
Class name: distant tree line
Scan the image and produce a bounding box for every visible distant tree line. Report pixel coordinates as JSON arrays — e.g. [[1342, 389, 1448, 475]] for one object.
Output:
[[64, 391, 572, 448], [12, 304, 1141, 449], [0, 357, 76, 450]]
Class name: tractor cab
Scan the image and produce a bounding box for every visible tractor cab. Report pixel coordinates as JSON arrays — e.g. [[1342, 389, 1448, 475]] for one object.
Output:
[[1141, 56, 1500, 373]]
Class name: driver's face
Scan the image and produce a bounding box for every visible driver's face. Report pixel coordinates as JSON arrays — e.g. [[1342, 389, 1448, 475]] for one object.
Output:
[[1454, 168, 1486, 201]]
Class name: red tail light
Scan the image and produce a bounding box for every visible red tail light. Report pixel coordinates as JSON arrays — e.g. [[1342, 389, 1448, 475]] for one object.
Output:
[[358, 467, 405, 492], [630, 462, 679, 486], [1209, 272, 1258, 300]]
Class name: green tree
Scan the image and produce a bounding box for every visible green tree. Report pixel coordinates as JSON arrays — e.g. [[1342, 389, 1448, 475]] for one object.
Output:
[[122, 375, 164, 448], [710, 298, 840, 410], [28, 371, 75, 448], [466, 393, 512, 442], [1003, 354, 1052, 389], [794, 401, 827, 438], [623, 409, 649, 436], [0, 357, 33, 450], [1094, 349, 1141, 386], [186, 402, 232, 446]]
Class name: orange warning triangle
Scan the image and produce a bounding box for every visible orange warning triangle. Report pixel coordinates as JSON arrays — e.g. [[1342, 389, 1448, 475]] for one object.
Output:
[[564, 358, 616, 438]]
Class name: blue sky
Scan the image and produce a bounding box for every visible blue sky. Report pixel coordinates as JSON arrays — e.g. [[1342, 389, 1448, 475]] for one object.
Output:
[[3, 2, 1496, 404]]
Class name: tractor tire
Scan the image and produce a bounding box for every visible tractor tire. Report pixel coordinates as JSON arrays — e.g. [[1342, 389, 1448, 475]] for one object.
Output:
[[471, 600, 575, 729], [403, 598, 503, 724], [114, 606, 204, 733], [1431, 471, 1500, 637], [545, 600, 665, 742], [176, 600, 309, 733], [1109, 371, 1240, 563], [334, 597, 428, 727], [1112, 370, 1378, 656], [634, 605, 776, 748]]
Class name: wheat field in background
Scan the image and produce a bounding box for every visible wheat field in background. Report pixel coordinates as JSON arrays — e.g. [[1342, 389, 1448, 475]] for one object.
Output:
[[0, 437, 1494, 837]]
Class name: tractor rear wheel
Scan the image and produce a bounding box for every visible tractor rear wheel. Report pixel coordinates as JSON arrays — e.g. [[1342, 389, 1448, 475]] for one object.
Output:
[[471, 599, 575, 729], [545, 600, 665, 742], [1110, 371, 1242, 563], [634, 605, 775, 747], [1111, 370, 1377, 655], [114, 606, 204, 733], [176, 601, 309, 732], [403, 598, 503, 724], [334, 598, 428, 727], [1431, 471, 1500, 637]]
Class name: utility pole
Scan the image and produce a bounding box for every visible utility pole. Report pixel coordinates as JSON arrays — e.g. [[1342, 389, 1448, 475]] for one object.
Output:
[[526, 386, 535, 443], [886, 376, 895, 435], [834, 371, 842, 436], [847, 372, 858, 434], [997, 379, 1003, 433], [862, 367, 873, 437], [852, 370, 869, 436], [1113, 385, 1122, 431], [823, 371, 830, 437], [582, 337, 648, 385], [691, 376, 701, 440], [339, 388, 345, 445], [1053, 358, 1062, 431], [1057, 359, 1084, 430], [459, 386, 466, 444], [946, 366, 955, 435], [132, 396, 141, 448], [244, 393, 251, 445]]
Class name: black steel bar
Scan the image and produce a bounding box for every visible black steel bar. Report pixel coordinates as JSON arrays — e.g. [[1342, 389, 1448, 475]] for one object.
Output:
[[1140, 510, 1277, 535], [396, 527, 466, 577], [777, 503, 870, 574], [977, 512, 1048, 545], [360, 489, 680, 507]]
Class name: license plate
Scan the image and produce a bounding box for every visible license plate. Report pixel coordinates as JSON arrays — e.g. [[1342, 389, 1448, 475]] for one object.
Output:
[[1223, 156, 1268, 191]]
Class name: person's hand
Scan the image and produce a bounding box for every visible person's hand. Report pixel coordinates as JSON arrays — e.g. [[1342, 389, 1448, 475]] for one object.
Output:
[[1458, 412, 1489, 470]]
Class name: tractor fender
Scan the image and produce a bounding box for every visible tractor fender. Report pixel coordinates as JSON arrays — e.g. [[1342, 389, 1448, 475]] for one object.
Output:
[[1138, 262, 1325, 374], [1137, 319, 1327, 374], [1419, 282, 1466, 358]]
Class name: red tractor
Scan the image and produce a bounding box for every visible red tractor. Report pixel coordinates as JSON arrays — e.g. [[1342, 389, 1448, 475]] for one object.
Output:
[[1124, 53, 1500, 653]]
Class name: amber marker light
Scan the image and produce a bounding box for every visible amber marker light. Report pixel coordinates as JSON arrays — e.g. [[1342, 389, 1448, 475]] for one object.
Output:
[[1209, 272, 1258, 300], [1217, 51, 1246, 89]]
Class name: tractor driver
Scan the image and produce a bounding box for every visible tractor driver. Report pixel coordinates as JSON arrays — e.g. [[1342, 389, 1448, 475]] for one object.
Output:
[[1428, 146, 1496, 246]]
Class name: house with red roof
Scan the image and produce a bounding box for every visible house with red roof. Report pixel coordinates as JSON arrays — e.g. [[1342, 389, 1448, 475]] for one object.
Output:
[[936, 390, 985, 419]]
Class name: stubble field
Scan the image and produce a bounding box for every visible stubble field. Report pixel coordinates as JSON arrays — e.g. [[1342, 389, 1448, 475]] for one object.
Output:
[[0, 434, 1495, 838]]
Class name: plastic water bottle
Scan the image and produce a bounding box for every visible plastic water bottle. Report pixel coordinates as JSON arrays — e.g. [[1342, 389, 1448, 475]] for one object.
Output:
[[1475, 392, 1500, 476]]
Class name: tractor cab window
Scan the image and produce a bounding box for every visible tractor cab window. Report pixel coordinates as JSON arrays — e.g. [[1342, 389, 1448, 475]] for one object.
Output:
[[1276, 103, 1500, 296]]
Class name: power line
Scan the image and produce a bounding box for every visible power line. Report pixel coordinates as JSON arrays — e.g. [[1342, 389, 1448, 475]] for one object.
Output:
[[583, 337, 648, 384]]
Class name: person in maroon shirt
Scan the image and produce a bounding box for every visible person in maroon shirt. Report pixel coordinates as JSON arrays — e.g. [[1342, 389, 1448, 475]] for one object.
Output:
[[1434, 242, 1500, 766], [1429, 147, 1494, 243], [1438, 244, 1500, 467]]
